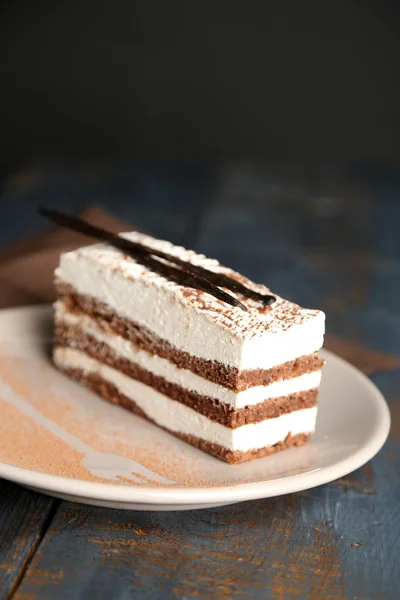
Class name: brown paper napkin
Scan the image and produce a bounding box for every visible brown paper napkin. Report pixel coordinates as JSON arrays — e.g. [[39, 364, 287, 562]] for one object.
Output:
[[1, 206, 398, 376]]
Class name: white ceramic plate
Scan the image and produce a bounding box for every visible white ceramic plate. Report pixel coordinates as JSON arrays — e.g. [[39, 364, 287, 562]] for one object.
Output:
[[0, 306, 390, 510]]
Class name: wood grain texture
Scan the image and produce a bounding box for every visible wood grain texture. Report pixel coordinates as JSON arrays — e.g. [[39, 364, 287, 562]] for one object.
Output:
[[1, 165, 399, 599], [0, 481, 56, 600], [12, 498, 347, 600]]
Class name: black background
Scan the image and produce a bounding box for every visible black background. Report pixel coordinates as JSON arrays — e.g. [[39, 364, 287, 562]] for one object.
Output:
[[1, 0, 399, 172]]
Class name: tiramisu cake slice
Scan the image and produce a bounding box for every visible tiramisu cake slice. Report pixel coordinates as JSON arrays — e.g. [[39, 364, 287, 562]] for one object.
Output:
[[51, 218, 325, 464]]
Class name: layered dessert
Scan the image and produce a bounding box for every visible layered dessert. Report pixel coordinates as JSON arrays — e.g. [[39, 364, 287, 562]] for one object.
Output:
[[52, 228, 325, 464]]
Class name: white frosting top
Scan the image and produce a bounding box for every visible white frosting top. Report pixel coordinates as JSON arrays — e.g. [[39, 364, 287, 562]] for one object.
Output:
[[56, 231, 325, 370]]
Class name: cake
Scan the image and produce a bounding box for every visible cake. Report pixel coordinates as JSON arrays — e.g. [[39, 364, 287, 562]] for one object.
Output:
[[51, 225, 325, 464]]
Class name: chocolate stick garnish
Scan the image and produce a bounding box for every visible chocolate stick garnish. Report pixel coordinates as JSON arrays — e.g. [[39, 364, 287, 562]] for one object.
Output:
[[39, 208, 247, 311], [178, 263, 275, 306], [39, 207, 275, 310]]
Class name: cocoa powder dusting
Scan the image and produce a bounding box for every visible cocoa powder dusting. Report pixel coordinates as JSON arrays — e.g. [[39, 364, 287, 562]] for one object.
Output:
[[0, 350, 316, 489], [0, 398, 116, 484]]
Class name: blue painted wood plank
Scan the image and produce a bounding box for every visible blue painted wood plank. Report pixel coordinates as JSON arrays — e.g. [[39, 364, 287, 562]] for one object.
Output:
[[11, 497, 348, 600], [0, 481, 56, 600]]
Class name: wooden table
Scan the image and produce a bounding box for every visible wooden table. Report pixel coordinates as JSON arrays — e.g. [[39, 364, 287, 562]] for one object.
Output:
[[0, 165, 399, 599]]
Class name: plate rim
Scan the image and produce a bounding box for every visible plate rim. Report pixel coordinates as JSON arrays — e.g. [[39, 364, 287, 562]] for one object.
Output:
[[0, 305, 391, 506]]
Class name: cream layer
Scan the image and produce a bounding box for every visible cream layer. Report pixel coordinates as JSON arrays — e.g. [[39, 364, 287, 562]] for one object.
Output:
[[53, 347, 318, 453], [55, 301, 322, 409]]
